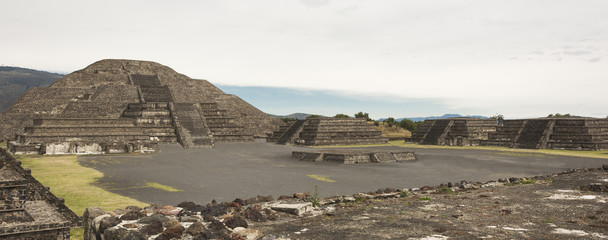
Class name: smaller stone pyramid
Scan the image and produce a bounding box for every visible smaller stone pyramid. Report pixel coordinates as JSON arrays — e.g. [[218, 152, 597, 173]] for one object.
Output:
[[407, 118, 497, 146], [268, 117, 388, 146], [482, 118, 608, 150]]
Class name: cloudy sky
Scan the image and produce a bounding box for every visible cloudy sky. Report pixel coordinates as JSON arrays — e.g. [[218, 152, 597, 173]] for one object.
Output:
[[2, 0, 607, 119]]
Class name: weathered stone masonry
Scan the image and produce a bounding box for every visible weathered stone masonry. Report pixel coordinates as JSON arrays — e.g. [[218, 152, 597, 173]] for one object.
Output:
[[268, 117, 388, 146], [0, 149, 79, 239], [408, 117, 608, 150], [1, 59, 284, 154]]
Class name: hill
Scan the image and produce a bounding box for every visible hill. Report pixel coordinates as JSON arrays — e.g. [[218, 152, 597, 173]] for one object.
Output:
[[379, 114, 488, 122], [0, 66, 63, 112], [269, 113, 324, 119]]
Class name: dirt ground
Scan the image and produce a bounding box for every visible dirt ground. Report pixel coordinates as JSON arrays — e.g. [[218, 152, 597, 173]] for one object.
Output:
[[79, 141, 608, 205], [252, 167, 608, 240]]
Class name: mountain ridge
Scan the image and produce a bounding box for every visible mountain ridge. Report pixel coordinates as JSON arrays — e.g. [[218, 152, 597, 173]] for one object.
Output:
[[0, 66, 64, 112]]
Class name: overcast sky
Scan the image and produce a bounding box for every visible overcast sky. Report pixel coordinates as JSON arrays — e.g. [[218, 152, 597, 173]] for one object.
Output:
[[2, 0, 607, 119]]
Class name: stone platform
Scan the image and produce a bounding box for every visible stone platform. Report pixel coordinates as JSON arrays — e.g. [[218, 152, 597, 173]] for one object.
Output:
[[292, 150, 416, 164], [268, 117, 388, 146], [408, 117, 497, 146]]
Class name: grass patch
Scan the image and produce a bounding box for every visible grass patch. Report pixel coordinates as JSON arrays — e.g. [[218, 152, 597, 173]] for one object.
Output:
[[144, 182, 183, 192], [307, 174, 336, 182], [436, 186, 454, 194], [16, 154, 148, 215], [71, 228, 84, 240], [419, 196, 432, 201]]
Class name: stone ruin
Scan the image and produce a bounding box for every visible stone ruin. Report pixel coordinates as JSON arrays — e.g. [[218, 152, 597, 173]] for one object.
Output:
[[482, 118, 608, 150], [292, 150, 416, 164], [407, 118, 497, 146], [0, 59, 284, 154], [0, 148, 80, 239], [408, 117, 608, 150], [267, 117, 388, 146]]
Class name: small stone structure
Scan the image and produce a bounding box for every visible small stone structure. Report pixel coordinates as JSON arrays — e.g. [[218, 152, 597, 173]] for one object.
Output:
[[267, 117, 388, 146], [292, 150, 416, 164], [408, 117, 608, 150], [1, 59, 284, 154], [0, 149, 80, 239], [407, 118, 497, 146], [482, 118, 608, 150]]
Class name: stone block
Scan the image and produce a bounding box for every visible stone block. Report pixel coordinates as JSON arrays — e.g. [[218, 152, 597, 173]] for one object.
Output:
[[271, 202, 313, 216]]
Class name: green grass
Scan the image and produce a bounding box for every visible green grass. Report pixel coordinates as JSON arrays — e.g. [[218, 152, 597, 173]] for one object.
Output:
[[145, 182, 183, 192], [17, 155, 148, 214], [16, 154, 149, 240], [307, 174, 336, 182]]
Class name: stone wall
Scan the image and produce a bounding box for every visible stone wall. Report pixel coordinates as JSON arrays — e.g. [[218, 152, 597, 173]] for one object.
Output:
[[293, 150, 416, 164], [0, 149, 81, 226]]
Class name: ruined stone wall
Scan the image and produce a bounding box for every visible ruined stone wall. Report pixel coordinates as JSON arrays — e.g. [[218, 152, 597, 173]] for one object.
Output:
[[0, 149, 81, 226]]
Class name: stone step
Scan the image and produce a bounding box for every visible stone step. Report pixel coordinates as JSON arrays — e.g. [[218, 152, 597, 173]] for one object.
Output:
[[24, 126, 176, 135], [122, 110, 171, 118], [299, 131, 383, 139], [547, 142, 608, 150], [552, 126, 608, 134], [297, 137, 388, 146], [32, 118, 135, 127], [212, 135, 254, 142], [19, 135, 151, 143], [140, 86, 173, 102], [126, 103, 169, 110], [550, 134, 608, 142]]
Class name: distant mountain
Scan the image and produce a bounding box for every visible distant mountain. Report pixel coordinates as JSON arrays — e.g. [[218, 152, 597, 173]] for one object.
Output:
[[0, 67, 63, 112], [379, 114, 488, 122], [269, 113, 325, 119]]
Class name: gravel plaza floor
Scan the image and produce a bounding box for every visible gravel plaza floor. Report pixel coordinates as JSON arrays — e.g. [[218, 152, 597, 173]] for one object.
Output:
[[79, 140, 608, 205]]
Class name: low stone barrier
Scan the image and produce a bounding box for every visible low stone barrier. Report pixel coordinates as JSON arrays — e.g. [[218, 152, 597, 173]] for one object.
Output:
[[292, 150, 416, 164]]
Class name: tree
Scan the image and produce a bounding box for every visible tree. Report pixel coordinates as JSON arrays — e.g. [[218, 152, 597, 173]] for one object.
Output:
[[415, 121, 426, 130], [399, 119, 417, 132], [384, 117, 395, 127], [489, 114, 505, 126], [334, 113, 350, 118], [280, 118, 295, 123], [306, 115, 321, 119], [354, 112, 371, 121], [548, 113, 571, 118]]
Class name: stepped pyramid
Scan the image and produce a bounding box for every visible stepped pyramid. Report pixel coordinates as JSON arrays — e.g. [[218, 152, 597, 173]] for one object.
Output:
[[267, 117, 388, 146], [482, 118, 608, 150], [407, 118, 497, 146], [1, 59, 284, 154]]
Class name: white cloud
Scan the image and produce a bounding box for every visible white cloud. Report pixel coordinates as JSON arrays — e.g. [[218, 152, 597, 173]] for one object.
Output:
[[1, 0, 607, 118]]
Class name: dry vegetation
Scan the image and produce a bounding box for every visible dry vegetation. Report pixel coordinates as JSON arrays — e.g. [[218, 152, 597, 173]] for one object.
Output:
[[373, 121, 412, 139]]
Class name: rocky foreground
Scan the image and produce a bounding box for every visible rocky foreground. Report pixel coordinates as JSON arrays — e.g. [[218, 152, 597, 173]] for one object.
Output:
[[84, 165, 608, 240]]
